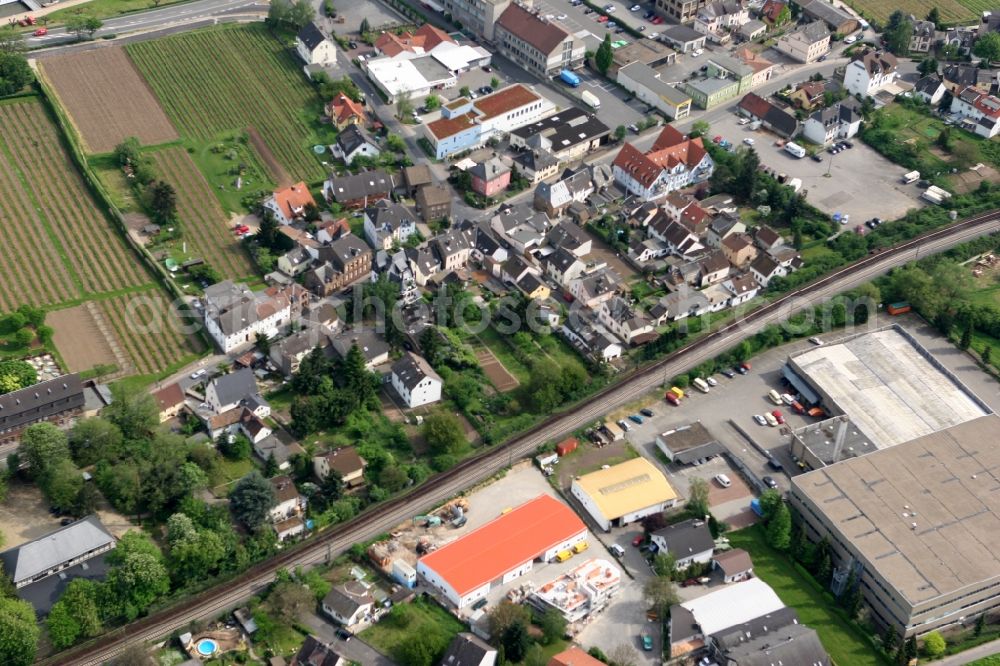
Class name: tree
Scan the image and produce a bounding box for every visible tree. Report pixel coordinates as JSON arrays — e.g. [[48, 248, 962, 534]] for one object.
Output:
[[757, 488, 783, 522], [146, 181, 177, 223], [615, 125, 627, 141], [609, 642, 639, 666], [165, 513, 224, 581], [490, 76, 500, 88], [975, 31, 1000, 67], [500, 621, 531, 663], [422, 411, 468, 457], [0, 52, 35, 97], [488, 601, 532, 639], [652, 551, 677, 578], [595, 33, 613, 74], [917, 57, 938, 76], [46, 579, 102, 649], [424, 94, 441, 110], [643, 576, 678, 617], [396, 90, 414, 120], [975, 612, 987, 637], [101, 532, 170, 621], [460, 85, 472, 98], [687, 477, 710, 518], [960, 319, 973, 350], [395, 630, 447, 666], [883, 11, 913, 56], [904, 636, 918, 663], [921, 631, 946, 658], [230, 471, 276, 531], [926, 6, 941, 28], [263, 452, 280, 478], [0, 597, 39, 666], [732, 147, 760, 201], [539, 607, 567, 644], [882, 626, 899, 656], [103, 385, 158, 441], [0, 360, 35, 395], [20, 422, 70, 480], [360, 17, 371, 34], [766, 503, 792, 551], [65, 14, 102, 39], [690, 119, 710, 138], [44, 458, 84, 512], [0, 27, 26, 55]]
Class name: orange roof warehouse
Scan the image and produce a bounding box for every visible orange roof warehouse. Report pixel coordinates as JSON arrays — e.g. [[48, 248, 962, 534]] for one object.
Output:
[[416, 494, 587, 608]]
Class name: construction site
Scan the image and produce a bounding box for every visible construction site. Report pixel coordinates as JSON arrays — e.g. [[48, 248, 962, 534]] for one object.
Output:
[[365, 496, 472, 574], [526, 558, 621, 629]]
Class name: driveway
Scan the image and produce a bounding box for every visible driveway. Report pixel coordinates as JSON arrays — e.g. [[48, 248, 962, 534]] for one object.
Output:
[[303, 612, 397, 666]]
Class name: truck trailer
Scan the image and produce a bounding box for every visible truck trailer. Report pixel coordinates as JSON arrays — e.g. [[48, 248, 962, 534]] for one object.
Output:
[[560, 69, 581, 87], [581, 90, 601, 109]]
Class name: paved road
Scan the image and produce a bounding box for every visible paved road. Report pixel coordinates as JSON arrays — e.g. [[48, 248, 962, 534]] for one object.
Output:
[[937, 641, 1000, 665], [51, 211, 1000, 666], [302, 613, 397, 666]]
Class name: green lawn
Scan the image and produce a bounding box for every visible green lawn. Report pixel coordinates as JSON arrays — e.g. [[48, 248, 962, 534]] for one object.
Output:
[[728, 527, 888, 666], [210, 457, 256, 496], [361, 597, 465, 660], [475, 325, 531, 383], [42, 0, 193, 25], [970, 656, 1000, 665]]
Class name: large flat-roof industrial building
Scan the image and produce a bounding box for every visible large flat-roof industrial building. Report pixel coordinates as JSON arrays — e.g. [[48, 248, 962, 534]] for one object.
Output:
[[792, 414, 1000, 637], [570, 457, 678, 531], [417, 494, 586, 608], [785, 326, 990, 449]]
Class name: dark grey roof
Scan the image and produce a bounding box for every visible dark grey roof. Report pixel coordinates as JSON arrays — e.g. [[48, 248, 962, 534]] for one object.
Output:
[[915, 74, 944, 96], [717, 622, 829, 666], [0, 515, 114, 586], [330, 327, 389, 363], [711, 606, 801, 650], [433, 227, 472, 259], [511, 106, 590, 139], [298, 22, 328, 51], [546, 246, 582, 274], [365, 200, 417, 233], [294, 635, 346, 666], [514, 109, 610, 154], [0, 373, 84, 434], [323, 581, 374, 618], [546, 222, 590, 252], [441, 633, 497, 666], [469, 156, 510, 181], [14, 549, 110, 615], [336, 124, 378, 157], [669, 603, 700, 643], [798, 0, 854, 29], [210, 367, 258, 408], [796, 20, 830, 43], [652, 518, 714, 557], [327, 170, 394, 201], [750, 251, 781, 278], [254, 431, 302, 465], [662, 24, 704, 44], [391, 352, 442, 390], [513, 149, 559, 173], [808, 100, 860, 128], [318, 234, 371, 270]]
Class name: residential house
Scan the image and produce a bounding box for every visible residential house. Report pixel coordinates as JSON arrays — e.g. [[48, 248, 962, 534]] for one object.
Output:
[[660, 24, 707, 52], [202, 281, 306, 354], [797, 0, 858, 34], [313, 446, 367, 485], [516, 272, 551, 300], [406, 246, 442, 286], [268, 475, 305, 523], [323, 170, 394, 209], [694, 0, 749, 43], [679, 203, 711, 236], [494, 3, 585, 78], [464, 220, 509, 276], [752, 224, 783, 251], [273, 513, 305, 544], [656, 0, 708, 27], [706, 213, 746, 248], [649, 288, 711, 323], [331, 125, 380, 166], [433, 227, 474, 271], [364, 200, 418, 251], [326, 92, 366, 130], [713, 622, 829, 665], [843, 49, 898, 98], [153, 383, 185, 422], [682, 71, 742, 109], [750, 252, 788, 287], [545, 222, 592, 256], [534, 170, 593, 218], [650, 518, 714, 569], [561, 310, 623, 362], [424, 85, 556, 160], [713, 548, 754, 583], [509, 107, 610, 163], [651, 219, 705, 258], [721, 232, 757, 268], [316, 217, 351, 244], [951, 86, 1000, 138], [942, 28, 976, 57], [599, 296, 655, 345], [802, 99, 863, 145], [442, 0, 516, 41], [545, 247, 587, 286], [736, 48, 775, 88], [291, 636, 348, 666], [612, 125, 713, 201], [264, 182, 316, 225], [513, 150, 560, 184], [788, 80, 826, 110], [910, 14, 937, 53], [304, 234, 373, 296], [914, 75, 946, 106], [617, 62, 693, 120], [321, 582, 376, 628], [374, 249, 420, 304], [490, 202, 551, 254], [775, 21, 830, 64], [402, 164, 434, 196], [942, 63, 990, 92], [415, 184, 452, 223], [470, 157, 512, 197], [205, 368, 264, 414], [569, 268, 621, 309], [269, 327, 330, 377], [277, 246, 313, 278], [759, 0, 788, 25], [739, 19, 766, 40], [722, 273, 759, 306], [629, 237, 670, 265], [329, 328, 390, 369], [296, 22, 337, 67], [372, 23, 455, 57], [240, 408, 272, 444], [698, 249, 730, 287], [390, 352, 443, 408], [441, 633, 498, 666]]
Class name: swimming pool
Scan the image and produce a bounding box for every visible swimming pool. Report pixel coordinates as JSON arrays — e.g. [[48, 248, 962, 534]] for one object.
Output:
[[196, 638, 218, 656]]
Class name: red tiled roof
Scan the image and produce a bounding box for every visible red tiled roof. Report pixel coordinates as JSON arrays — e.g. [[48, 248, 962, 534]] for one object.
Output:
[[427, 111, 478, 140], [614, 126, 707, 188], [327, 92, 366, 125], [474, 84, 542, 120], [272, 182, 316, 220], [413, 23, 455, 50], [418, 494, 586, 596], [496, 4, 571, 56], [680, 204, 708, 231], [548, 647, 607, 666], [738, 92, 771, 119], [153, 383, 184, 411], [375, 23, 455, 56], [760, 0, 786, 22]]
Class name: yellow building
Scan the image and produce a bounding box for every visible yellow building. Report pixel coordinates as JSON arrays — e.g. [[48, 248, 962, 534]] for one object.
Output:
[[570, 457, 678, 531]]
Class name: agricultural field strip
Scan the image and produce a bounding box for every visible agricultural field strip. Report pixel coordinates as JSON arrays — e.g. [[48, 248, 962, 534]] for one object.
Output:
[[98, 292, 201, 375], [39, 48, 179, 154], [151, 147, 255, 279], [849, 0, 987, 24], [0, 101, 149, 295], [126, 26, 324, 182], [0, 134, 78, 311]]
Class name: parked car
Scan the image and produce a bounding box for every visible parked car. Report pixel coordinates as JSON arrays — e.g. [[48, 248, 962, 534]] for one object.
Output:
[[336, 628, 353, 641], [597, 14, 609, 22], [753, 414, 767, 426], [811, 153, 823, 162], [632, 534, 644, 547], [809, 336, 824, 345], [644, 9, 655, 18], [60, 517, 74, 526], [482, 65, 492, 72], [610, 543, 626, 557], [652, 15, 663, 23], [762, 476, 778, 489], [190, 369, 207, 380], [628, 414, 644, 424], [706, 376, 718, 386], [348, 41, 358, 49], [772, 409, 785, 425], [478, 86, 493, 95], [741, 361, 752, 372], [735, 365, 747, 375], [617, 419, 631, 432], [765, 412, 779, 427], [642, 633, 654, 651], [743, 137, 755, 145], [721, 368, 736, 378], [715, 473, 732, 488], [608, 21, 618, 28], [557, 13, 567, 19], [33, 27, 47, 36], [781, 393, 796, 405], [640, 408, 654, 417], [603, 3, 615, 10], [628, 123, 640, 133], [630, 3, 641, 9]]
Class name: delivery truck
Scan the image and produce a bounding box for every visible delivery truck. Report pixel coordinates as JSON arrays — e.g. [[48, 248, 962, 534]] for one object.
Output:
[[581, 90, 601, 109], [560, 69, 581, 87]]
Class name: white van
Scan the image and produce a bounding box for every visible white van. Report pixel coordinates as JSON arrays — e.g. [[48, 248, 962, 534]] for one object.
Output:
[[768, 389, 783, 405], [693, 377, 710, 393], [609, 544, 625, 558], [715, 474, 732, 488]]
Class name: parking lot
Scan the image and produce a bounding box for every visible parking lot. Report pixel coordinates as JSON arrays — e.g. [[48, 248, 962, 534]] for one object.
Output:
[[708, 110, 927, 224]]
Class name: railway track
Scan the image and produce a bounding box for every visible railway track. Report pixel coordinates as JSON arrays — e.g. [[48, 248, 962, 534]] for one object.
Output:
[[49, 210, 1000, 666]]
